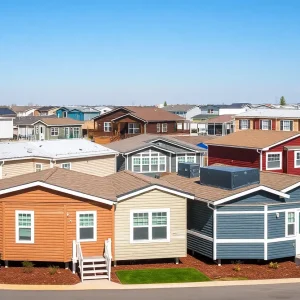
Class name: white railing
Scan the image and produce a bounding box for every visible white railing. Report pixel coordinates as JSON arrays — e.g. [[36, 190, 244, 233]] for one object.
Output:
[[76, 241, 84, 282], [104, 238, 112, 281]]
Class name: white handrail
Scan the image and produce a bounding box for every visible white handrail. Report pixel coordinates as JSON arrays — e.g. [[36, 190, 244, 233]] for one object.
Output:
[[104, 238, 112, 281], [76, 242, 84, 282]]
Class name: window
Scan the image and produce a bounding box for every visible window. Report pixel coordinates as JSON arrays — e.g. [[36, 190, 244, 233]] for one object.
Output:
[[162, 123, 168, 132], [128, 123, 140, 134], [239, 119, 250, 130], [156, 123, 160, 133], [104, 122, 112, 132], [177, 154, 196, 168], [51, 127, 59, 136], [76, 211, 97, 242], [61, 162, 71, 169], [260, 119, 271, 130], [266, 152, 282, 170], [207, 109, 214, 114], [63, 111, 67, 118], [177, 123, 183, 130], [35, 126, 39, 134], [280, 120, 293, 131], [132, 150, 166, 173], [294, 151, 300, 168], [16, 211, 34, 243], [73, 127, 80, 138], [286, 212, 295, 236], [131, 209, 169, 243], [35, 163, 43, 172]]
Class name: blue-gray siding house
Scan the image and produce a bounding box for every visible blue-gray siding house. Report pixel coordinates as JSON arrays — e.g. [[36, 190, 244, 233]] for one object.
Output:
[[162, 165, 300, 262]]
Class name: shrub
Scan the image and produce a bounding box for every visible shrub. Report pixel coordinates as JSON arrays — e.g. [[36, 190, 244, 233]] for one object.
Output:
[[22, 261, 34, 273], [233, 265, 241, 272], [48, 265, 59, 275], [269, 262, 279, 269]]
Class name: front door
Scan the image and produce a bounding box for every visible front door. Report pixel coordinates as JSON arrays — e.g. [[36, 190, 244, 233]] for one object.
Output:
[[65, 127, 69, 138], [39, 126, 45, 141]]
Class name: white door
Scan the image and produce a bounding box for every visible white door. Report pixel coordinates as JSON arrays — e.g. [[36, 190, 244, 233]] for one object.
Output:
[[40, 125, 45, 141]]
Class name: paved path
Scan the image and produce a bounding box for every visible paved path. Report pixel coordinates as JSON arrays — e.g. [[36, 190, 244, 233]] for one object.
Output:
[[1, 283, 300, 300]]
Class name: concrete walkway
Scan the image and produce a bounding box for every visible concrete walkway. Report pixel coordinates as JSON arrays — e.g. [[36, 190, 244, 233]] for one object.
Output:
[[2, 277, 300, 290]]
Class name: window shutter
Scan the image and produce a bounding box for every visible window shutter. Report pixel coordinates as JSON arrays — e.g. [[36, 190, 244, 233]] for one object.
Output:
[[280, 121, 283, 131], [290, 121, 293, 131], [268, 120, 271, 130], [259, 120, 262, 129], [239, 120, 241, 130], [247, 120, 250, 129]]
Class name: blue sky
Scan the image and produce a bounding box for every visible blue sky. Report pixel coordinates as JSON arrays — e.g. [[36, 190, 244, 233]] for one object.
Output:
[[1, 0, 300, 105]]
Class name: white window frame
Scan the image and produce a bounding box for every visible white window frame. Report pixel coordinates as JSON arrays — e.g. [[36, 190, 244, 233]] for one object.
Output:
[[128, 123, 140, 134], [294, 151, 300, 168], [104, 122, 112, 132], [35, 163, 43, 172], [266, 152, 282, 170], [76, 211, 97, 242], [73, 127, 80, 138], [15, 210, 34, 244], [35, 125, 39, 134], [132, 150, 167, 173], [240, 119, 249, 130], [63, 111, 68, 118], [156, 123, 160, 133], [61, 162, 71, 170], [162, 123, 168, 133], [285, 210, 296, 237], [207, 109, 214, 114], [51, 127, 59, 136], [260, 119, 271, 130], [176, 154, 197, 171], [280, 120, 293, 131], [130, 209, 170, 244]]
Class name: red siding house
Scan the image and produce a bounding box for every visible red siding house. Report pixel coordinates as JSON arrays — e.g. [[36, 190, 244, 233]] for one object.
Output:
[[206, 130, 300, 175]]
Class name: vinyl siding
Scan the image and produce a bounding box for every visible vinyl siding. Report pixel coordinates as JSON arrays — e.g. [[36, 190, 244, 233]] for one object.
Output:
[[187, 233, 213, 258], [287, 187, 300, 202], [217, 243, 264, 259], [117, 155, 126, 171], [0, 187, 114, 262], [217, 205, 264, 211], [268, 202, 300, 211], [217, 214, 264, 239], [2, 160, 35, 178], [268, 240, 295, 260], [268, 212, 285, 239], [114, 189, 186, 260], [187, 200, 213, 237]]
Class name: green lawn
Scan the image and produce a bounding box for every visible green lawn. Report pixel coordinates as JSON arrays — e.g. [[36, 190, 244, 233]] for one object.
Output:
[[116, 268, 211, 284]]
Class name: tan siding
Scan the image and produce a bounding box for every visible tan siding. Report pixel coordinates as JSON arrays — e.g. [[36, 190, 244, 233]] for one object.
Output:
[[0, 188, 114, 262], [58, 155, 116, 177], [2, 160, 34, 178], [234, 119, 253, 131], [114, 190, 186, 261]]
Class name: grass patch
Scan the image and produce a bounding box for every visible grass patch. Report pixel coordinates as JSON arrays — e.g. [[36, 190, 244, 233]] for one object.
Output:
[[116, 268, 211, 284]]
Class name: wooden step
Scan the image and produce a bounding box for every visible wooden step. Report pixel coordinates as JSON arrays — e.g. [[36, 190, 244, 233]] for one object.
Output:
[[83, 275, 109, 280]]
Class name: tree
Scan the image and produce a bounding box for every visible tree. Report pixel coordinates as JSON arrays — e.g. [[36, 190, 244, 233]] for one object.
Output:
[[280, 96, 286, 106], [163, 101, 167, 107]]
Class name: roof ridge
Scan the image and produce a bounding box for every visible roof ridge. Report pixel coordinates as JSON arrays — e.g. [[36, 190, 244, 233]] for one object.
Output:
[[122, 170, 154, 185], [42, 167, 60, 182]]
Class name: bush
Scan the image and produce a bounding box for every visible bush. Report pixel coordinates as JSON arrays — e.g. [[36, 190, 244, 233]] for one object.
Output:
[[48, 265, 59, 275], [22, 261, 34, 273], [269, 262, 279, 269], [233, 265, 241, 272]]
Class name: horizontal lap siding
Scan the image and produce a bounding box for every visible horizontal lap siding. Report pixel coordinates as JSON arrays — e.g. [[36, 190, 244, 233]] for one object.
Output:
[[114, 190, 186, 260], [287, 187, 300, 203], [217, 205, 264, 211], [59, 155, 116, 177], [286, 151, 300, 175], [147, 122, 178, 134], [3, 160, 34, 178], [268, 203, 300, 210], [187, 200, 213, 237], [268, 212, 285, 239], [217, 214, 264, 239], [1, 188, 114, 262], [268, 240, 295, 260], [217, 243, 264, 259], [187, 233, 213, 259], [208, 146, 260, 169]]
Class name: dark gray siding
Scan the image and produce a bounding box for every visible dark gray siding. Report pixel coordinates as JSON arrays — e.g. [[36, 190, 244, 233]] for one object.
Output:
[[187, 200, 213, 237], [116, 155, 125, 171], [268, 212, 285, 239], [217, 243, 264, 259], [187, 233, 213, 259], [268, 202, 300, 211], [217, 214, 264, 239], [217, 205, 264, 211], [171, 154, 177, 172], [286, 187, 300, 202], [268, 241, 295, 260]]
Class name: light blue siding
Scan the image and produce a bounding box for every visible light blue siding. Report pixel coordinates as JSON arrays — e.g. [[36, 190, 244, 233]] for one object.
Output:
[[187, 233, 213, 259], [268, 212, 285, 239], [286, 187, 300, 202], [217, 214, 264, 239], [217, 205, 264, 211], [217, 243, 264, 259], [268, 241, 295, 260], [268, 203, 300, 211], [187, 200, 213, 237]]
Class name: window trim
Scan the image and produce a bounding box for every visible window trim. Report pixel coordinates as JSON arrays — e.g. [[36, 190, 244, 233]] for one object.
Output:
[[156, 123, 160, 133], [176, 153, 197, 171], [266, 152, 282, 170], [15, 210, 34, 244], [50, 127, 59, 136], [260, 119, 271, 130], [162, 123, 168, 133], [130, 208, 170, 244], [61, 162, 71, 170], [35, 126, 39, 134], [35, 163, 43, 172], [285, 210, 296, 237], [294, 151, 300, 168], [240, 119, 250, 130], [73, 127, 80, 138], [128, 123, 140, 134], [132, 150, 167, 173], [104, 122, 112, 132], [76, 211, 97, 242], [280, 120, 293, 131]]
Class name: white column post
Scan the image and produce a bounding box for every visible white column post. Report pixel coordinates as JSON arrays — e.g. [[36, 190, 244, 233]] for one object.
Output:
[[264, 205, 268, 260]]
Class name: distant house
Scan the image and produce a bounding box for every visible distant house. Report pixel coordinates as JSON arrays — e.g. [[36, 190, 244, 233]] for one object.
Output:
[[93, 106, 190, 139], [94, 106, 113, 115], [32, 117, 83, 140], [162, 104, 199, 120], [0, 139, 117, 179], [206, 130, 300, 175], [56, 106, 100, 121], [11, 106, 40, 117], [35, 106, 58, 116], [106, 134, 206, 175], [235, 109, 300, 132], [0, 107, 16, 140]]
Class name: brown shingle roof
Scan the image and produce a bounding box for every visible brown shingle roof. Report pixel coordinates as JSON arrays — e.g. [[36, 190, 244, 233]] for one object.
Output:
[[173, 135, 216, 145], [161, 171, 300, 203], [38, 118, 83, 126], [206, 130, 300, 149]]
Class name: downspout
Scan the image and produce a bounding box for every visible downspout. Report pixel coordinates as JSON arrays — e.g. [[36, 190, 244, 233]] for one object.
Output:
[[0, 160, 4, 179], [50, 159, 56, 168], [207, 202, 217, 262], [121, 153, 127, 171], [256, 149, 263, 171]]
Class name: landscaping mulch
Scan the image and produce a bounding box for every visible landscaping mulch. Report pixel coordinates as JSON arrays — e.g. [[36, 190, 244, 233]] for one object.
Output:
[[0, 267, 80, 285], [111, 254, 300, 283]]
